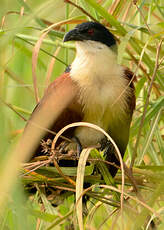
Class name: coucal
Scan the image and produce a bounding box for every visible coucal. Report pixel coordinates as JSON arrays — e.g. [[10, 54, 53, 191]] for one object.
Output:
[[23, 21, 135, 177]]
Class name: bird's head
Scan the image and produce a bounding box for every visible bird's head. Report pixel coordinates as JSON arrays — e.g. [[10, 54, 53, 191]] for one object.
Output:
[[63, 22, 119, 86], [63, 21, 117, 52]]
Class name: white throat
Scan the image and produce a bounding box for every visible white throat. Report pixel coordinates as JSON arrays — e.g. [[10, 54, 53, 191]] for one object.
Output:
[[71, 41, 120, 85], [70, 41, 129, 112]]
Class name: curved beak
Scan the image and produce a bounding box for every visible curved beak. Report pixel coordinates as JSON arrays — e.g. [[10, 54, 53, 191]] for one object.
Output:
[[63, 28, 83, 42]]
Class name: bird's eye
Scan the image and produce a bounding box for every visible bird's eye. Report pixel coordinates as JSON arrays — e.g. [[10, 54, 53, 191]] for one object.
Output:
[[87, 28, 94, 35]]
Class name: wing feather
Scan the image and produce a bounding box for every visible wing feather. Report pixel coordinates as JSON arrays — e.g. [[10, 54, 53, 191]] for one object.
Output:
[[22, 72, 82, 159]]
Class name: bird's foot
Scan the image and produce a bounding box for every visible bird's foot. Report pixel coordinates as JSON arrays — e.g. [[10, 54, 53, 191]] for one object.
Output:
[[99, 137, 112, 151], [58, 136, 82, 158]]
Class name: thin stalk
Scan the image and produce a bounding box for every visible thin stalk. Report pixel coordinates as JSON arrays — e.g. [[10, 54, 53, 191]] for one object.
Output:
[[130, 39, 163, 169]]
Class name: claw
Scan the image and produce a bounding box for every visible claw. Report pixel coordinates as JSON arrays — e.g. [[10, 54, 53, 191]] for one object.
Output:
[[100, 137, 113, 152], [72, 136, 82, 157], [58, 141, 70, 154], [58, 136, 82, 157]]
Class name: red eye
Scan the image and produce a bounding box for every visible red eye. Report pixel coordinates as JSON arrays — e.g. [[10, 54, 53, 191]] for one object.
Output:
[[88, 28, 94, 35]]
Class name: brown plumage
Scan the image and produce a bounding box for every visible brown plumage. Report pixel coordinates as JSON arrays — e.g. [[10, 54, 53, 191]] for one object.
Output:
[[23, 22, 136, 178], [24, 67, 135, 176]]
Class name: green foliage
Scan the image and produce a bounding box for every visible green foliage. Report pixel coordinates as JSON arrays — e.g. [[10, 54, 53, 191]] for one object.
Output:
[[0, 0, 163, 229]]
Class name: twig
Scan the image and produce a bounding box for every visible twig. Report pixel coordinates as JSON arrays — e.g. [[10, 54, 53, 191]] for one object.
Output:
[[143, 6, 163, 22], [126, 49, 161, 97], [123, 162, 138, 192], [20, 0, 26, 17], [130, 39, 163, 169], [5, 68, 34, 94], [0, 97, 27, 121], [133, 1, 153, 35], [20, 160, 50, 176], [126, 48, 150, 80], [159, 54, 164, 67], [44, 47, 61, 93], [64, 0, 98, 22], [52, 158, 76, 186], [17, 36, 67, 66], [27, 119, 73, 143], [122, 1, 133, 22]]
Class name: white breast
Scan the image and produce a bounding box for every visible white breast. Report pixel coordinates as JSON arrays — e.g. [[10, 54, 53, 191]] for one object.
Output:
[[70, 41, 131, 147]]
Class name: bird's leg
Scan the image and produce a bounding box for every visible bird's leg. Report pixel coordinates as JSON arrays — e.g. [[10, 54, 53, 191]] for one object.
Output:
[[72, 136, 82, 157], [100, 138, 120, 177], [58, 136, 82, 158], [100, 137, 115, 154], [99, 137, 108, 151]]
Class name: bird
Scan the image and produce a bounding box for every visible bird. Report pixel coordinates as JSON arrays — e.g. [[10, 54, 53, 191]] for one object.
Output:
[[23, 21, 135, 177]]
